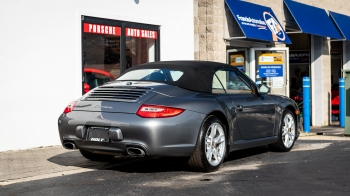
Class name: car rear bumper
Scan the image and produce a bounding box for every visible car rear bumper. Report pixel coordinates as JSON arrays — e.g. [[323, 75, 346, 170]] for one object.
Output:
[[58, 110, 205, 157]]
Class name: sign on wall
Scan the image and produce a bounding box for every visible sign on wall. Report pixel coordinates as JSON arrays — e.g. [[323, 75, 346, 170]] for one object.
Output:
[[258, 53, 284, 87], [230, 54, 245, 72], [83, 23, 121, 36], [230, 54, 244, 66], [83, 24, 157, 40], [331, 49, 341, 59], [258, 65, 283, 77], [126, 28, 157, 39], [289, 50, 309, 64]]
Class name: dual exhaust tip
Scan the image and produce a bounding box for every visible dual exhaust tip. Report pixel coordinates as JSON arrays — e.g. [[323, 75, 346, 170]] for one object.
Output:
[[126, 147, 146, 156], [63, 142, 76, 150], [63, 142, 145, 156]]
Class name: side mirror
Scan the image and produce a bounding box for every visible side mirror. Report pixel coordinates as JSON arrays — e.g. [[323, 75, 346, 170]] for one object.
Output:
[[258, 84, 270, 94]]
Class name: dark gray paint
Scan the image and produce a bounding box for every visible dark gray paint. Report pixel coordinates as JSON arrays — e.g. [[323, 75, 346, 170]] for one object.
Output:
[[230, 94, 275, 140], [58, 80, 300, 157]]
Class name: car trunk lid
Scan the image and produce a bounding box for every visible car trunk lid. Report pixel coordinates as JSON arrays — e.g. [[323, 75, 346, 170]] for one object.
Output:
[[73, 81, 173, 113]]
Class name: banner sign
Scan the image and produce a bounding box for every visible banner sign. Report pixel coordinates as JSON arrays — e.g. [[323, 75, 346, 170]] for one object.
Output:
[[83, 23, 121, 36], [126, 28, 157, 39], [225, 0, 291, 44], [289, 50, 309, 64]]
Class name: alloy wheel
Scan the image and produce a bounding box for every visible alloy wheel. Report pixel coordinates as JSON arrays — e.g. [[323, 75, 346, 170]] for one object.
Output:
[[282, 113, 295, 148], [205, 122, 226, 166]]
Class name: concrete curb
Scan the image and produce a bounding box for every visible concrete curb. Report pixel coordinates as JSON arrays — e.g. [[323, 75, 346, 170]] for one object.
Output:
[[299, 132, 317, 137]]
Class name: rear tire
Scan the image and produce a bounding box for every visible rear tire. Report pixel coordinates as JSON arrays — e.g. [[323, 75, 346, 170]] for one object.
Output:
[[269, 109, 296, 152], [79, 149, 115, 162], [187, 115, 226, 172]]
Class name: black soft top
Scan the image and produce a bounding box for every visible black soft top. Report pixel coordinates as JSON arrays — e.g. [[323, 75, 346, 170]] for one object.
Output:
[[122, 60, 239, 93]]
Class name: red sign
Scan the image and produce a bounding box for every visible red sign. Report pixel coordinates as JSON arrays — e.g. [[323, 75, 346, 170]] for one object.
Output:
[[83, 23, 121, 36], [126, 28, 157, 39]]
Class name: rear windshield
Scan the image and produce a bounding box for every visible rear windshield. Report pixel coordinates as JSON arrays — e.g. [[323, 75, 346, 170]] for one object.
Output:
[[117, 69, 184, 82]]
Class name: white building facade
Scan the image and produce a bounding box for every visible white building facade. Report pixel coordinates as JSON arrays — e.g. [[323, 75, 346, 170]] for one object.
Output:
[[0, 0, 194, 151]]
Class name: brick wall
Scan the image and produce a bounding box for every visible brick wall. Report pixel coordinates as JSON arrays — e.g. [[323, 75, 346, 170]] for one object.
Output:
[[194, 0, 226, 62]]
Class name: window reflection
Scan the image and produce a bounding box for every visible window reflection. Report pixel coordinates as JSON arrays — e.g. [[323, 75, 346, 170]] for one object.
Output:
[[81, 19, 159, 95], [83, 31, 121, 93], [126, 37, 155, 69]]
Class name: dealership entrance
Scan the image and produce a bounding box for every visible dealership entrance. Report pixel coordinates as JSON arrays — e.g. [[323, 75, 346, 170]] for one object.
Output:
[[227, 47, 289, 97], [82, 16, 160, 94]]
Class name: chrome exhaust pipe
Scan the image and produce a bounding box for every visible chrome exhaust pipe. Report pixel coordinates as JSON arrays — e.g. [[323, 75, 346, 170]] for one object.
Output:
[[63, 142, 77, 150], [126, 147, 145, 156]]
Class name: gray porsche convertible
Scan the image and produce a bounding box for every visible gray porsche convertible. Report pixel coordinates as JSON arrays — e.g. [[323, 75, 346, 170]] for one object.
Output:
[[58, 61, 300, 172]]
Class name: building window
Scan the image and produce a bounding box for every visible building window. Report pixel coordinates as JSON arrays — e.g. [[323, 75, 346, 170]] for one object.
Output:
[[83, 23, 121, 92], [125, 28, 157, 69], [82, 16, 160, 94]]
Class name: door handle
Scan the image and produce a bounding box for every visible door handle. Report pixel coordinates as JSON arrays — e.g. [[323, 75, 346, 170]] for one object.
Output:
[[236, 105, 244, 112]]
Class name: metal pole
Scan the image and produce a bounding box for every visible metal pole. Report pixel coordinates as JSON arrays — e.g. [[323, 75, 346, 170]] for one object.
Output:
[[303, 77, 311, 133], [340, 78, 345, 128]]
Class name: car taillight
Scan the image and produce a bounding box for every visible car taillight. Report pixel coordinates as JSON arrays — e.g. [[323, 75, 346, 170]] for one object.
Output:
[[136, 104, 184, 118], [293, 95, 303, 101], [84, 83, 91, 94], [63, 101, 76, 114]]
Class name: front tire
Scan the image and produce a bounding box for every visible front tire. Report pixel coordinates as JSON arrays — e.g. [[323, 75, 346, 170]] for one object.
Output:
[[269, 109, 296, 152], [79, 149, 115, 162], [187, 115, 226, 172]]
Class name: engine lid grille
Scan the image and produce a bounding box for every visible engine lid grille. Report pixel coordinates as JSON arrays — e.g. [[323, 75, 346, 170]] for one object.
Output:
[[82, 86, 151, 102]]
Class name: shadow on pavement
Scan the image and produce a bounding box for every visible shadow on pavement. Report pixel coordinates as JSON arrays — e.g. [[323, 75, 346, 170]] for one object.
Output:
[[3, 140, 350, 196], [47, 146, 271, 173], [224, 146, 270, 162]]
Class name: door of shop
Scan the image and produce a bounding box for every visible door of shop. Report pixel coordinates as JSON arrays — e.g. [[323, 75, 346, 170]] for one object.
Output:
[[251, 48, 289, 97]]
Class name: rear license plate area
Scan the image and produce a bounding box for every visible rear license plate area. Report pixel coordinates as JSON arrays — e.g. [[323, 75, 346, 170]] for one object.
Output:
[[87, 127, 109, 142]]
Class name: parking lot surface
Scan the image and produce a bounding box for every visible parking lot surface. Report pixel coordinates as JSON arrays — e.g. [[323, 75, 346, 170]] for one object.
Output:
[[1, 134, 350, 196]]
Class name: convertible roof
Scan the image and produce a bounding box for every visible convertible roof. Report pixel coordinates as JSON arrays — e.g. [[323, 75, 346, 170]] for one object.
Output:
[[123, 60, 238, 93]]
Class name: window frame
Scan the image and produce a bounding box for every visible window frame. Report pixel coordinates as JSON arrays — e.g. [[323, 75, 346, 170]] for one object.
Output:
[[81, 16, 160, 95], [212, 68, 254, 95]]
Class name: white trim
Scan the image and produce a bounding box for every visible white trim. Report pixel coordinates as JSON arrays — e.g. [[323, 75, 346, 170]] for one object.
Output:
[[286, 31, 303, 34], [286, 48, 290, 97], [330, 39, 346, 42], [311, 35, 315, 126], [224, 37, 247, 40], [249, 48, 255, 81], [343, 40, 347, 75]]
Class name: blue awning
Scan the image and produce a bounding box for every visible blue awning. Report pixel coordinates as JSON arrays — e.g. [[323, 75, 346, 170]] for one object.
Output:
[[283, 0, 343, 39], [329, 11, 350, 40], [225, 0, 291, 44]]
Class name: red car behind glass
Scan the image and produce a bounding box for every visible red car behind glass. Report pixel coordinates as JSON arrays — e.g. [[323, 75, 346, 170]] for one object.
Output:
[[290, 86, 340, 119], [83, 68, 116, 94], [331, 88, 339, 116]]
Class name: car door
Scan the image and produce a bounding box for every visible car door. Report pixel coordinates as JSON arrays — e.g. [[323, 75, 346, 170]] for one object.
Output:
[[214, 69, 276, 140]]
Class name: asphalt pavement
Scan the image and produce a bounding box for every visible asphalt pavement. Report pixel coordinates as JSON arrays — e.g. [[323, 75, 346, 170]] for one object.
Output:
[[1, 126, 350, 196]]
